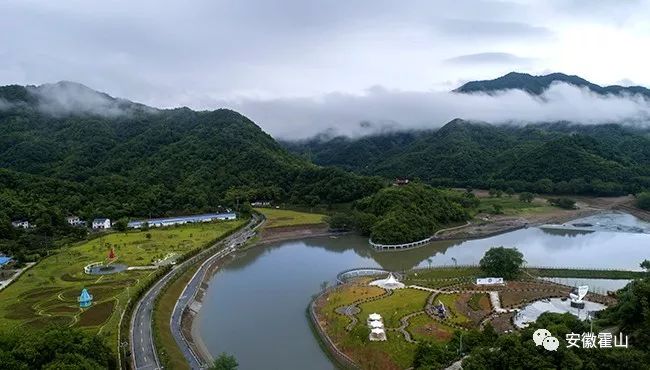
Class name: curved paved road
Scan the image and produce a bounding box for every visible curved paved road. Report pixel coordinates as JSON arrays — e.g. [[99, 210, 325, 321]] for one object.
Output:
[[131, 215, 261, 370]]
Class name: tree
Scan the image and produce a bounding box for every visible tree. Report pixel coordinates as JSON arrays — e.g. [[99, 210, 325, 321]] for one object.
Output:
[[210, 353, 238, 370], [637, 192, 650, 211], [641, 259, 650, 272], [479, 247, 524, 280], [548, 198, 576, 210], [488, 188, 498, 198], [492, 204, 503, 214], [505, 188, 515, 197], [113, 217, 129, 232], [518, 192, 535, 203]]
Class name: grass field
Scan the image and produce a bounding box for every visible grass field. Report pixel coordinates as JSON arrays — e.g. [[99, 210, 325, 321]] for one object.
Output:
[[0, 219, 244, 352], [407, 313, 454, 343], [436, 294, 471, 326], [254, 207, 325, 228], [358, 288, 430, 328], [476, 196, 553, 216]]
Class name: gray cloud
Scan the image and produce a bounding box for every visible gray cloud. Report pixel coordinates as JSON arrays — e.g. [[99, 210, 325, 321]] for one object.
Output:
[[25, 82, 154, 117], [437, 19, 553, 40], [221, 83, 650, 139], [445, 52, 534, 65]]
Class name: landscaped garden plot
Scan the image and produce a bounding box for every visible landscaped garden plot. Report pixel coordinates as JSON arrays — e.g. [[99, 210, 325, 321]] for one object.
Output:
[[0, 219, 244, 352], [407, 313, 454, 342], [358, 288, 430, 328], [436, 294, 472, 327]]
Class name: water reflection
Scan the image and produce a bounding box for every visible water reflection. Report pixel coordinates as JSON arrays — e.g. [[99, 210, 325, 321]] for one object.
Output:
[[198, 213, 650, 370]]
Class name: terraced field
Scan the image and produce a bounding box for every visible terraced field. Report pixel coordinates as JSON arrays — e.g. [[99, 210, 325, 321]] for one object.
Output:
[[0, 219, 244, 350]]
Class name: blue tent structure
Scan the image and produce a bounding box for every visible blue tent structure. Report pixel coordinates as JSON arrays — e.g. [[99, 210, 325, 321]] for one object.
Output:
[[78, 288, 93, 308], [0, 256, 12, 266]]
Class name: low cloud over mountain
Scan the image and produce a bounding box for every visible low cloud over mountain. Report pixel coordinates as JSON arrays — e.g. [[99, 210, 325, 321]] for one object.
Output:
[[224, 80, 650, 139]]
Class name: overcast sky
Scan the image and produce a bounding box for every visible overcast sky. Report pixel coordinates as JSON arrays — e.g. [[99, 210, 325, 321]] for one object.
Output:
[[2, 0, 650, 138]]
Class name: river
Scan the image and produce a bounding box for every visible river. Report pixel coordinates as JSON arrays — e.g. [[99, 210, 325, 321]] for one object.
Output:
[[197, 212, 650, 369]]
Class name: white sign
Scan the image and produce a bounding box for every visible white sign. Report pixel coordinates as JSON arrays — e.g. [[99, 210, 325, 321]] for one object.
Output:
[[476, 277, 504, 285]]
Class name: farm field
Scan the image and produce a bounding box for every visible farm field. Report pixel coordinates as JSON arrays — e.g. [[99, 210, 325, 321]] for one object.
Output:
[[0, 219, 244, 351], [254, 207, 326, 228]]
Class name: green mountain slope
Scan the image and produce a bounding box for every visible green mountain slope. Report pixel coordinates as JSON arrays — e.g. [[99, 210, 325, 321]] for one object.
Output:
[[455, 71, 650, 98], [0, 82, 383, 221], [283, 120, 650, 195]]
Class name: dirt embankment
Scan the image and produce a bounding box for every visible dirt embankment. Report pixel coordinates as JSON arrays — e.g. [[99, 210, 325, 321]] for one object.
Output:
[[256, 223, 340, 245], [436, 195, 638, 240]]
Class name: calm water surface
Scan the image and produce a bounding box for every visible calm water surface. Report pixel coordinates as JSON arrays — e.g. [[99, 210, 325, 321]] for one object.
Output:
[[198, 212, 650, 370]]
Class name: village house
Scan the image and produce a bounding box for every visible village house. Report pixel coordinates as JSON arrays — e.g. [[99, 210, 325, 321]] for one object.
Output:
[[66, 216, 85, 226], [393, 177, 409, 186], [11, 220, 30, 229], [92, 218, 111, 229]]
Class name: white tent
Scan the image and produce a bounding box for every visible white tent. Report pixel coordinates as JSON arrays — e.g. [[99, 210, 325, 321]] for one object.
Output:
[[369, 320, 384, 329], [369, 328, 387, 341], [369, 273, 405, 290], [368, 313, 382, 321]]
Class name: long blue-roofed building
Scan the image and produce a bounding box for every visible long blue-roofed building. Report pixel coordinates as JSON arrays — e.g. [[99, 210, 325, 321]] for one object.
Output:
[[127, 212, 237, 229]]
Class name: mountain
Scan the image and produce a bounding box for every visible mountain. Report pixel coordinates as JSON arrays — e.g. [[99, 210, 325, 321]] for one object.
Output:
[[284, 120, 650, 195], [0, 82, 383, 230], [455, 72, 650, 98]]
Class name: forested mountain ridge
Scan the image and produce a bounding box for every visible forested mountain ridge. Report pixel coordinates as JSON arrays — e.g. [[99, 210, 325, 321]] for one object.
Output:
[[455, 71, 650, 98], [284, 120, 650, 196], [0, 82, 383, 257]]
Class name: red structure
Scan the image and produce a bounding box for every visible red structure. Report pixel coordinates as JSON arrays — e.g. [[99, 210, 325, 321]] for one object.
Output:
[[108, 247, 115, 260]]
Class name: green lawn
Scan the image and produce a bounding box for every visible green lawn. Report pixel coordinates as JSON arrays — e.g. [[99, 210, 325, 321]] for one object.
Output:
[[254, 207, 325, 228], [476, 197, 548, 216], [436, 294, 470, 326], [358, 288, 430, 328], [0, 219, 245, 352], [407, 313, 455, 343]]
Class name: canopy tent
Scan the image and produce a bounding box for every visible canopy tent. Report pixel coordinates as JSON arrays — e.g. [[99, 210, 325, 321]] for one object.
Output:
[[368, 313, 382, 321], [369, 320, 384, 329], [369, 327, 387, 341], [369, 273, 405, 290]]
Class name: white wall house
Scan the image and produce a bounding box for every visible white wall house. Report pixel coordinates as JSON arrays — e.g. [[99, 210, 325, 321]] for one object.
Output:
[[11, 220, 30, 229], [127, 212, 237, 229], [67, 216, 82, 226], [92, 218, 111, 229]]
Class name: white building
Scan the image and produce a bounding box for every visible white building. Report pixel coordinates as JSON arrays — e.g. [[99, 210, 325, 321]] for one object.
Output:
[[11, 220, 30, 229], [127, 213, 237, 229], [92, 218, 111, 229], [67, 216, 83, 226]]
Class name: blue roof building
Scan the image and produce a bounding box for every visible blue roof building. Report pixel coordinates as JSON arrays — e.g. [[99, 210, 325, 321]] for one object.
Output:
[[0, 257, 12, 266], [127, 212, 236, 229]]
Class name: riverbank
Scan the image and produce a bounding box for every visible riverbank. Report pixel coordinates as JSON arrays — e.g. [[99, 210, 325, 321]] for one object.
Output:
[[435, 195, 633, 241], [185, 209, 334, 366]]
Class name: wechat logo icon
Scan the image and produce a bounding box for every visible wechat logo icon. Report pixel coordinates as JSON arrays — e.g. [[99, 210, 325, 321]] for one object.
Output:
[[533, 328, 559, 351]]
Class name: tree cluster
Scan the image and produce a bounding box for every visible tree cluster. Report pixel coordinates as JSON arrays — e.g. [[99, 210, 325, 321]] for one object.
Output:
[[0, 327, 116, 369], [327, 183, 473, 244]]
